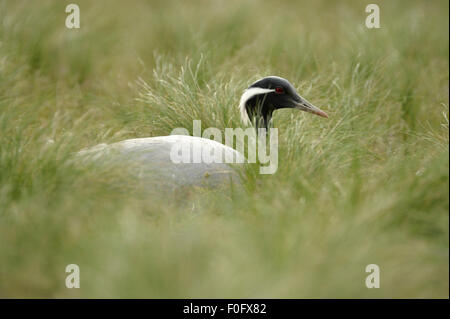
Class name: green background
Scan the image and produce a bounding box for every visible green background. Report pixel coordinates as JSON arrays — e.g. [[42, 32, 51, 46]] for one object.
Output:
[[0, 0, 448, 297]]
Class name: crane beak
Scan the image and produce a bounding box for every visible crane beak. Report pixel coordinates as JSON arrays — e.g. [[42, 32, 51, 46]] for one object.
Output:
[[293, 97, 329, 118]]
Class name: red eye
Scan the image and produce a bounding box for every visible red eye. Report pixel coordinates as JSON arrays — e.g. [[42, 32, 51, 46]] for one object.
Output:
[[275, 87, 284, 94]]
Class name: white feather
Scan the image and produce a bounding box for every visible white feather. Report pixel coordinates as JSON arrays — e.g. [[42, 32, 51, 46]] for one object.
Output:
[[78, 135, 245, 163], [238, 87, 275, 125]]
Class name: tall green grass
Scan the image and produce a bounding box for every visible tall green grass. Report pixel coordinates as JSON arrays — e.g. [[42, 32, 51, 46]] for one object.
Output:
[[0, 0, 448, 297]]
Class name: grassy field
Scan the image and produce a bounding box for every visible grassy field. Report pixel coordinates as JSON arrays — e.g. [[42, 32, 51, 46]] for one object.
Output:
[[0, 0, 448, 298]]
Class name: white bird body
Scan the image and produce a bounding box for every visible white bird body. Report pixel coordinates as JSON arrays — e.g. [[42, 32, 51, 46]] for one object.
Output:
[[78, 135, 244, 189]]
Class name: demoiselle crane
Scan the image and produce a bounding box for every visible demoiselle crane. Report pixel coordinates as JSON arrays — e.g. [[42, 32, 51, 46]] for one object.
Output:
[[78, 76, 328, 189]]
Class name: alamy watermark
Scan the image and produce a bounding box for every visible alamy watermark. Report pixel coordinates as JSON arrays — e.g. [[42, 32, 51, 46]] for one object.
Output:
[[169, 120, 278, 174], [365, 4, 380, 29], [65, 4, 80, 29], [365, 264, 380, 288], [65, 264, 80, 288]]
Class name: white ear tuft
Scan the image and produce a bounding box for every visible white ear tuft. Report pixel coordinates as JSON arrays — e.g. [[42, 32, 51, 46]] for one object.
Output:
[[238, 87, 275, 125]]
